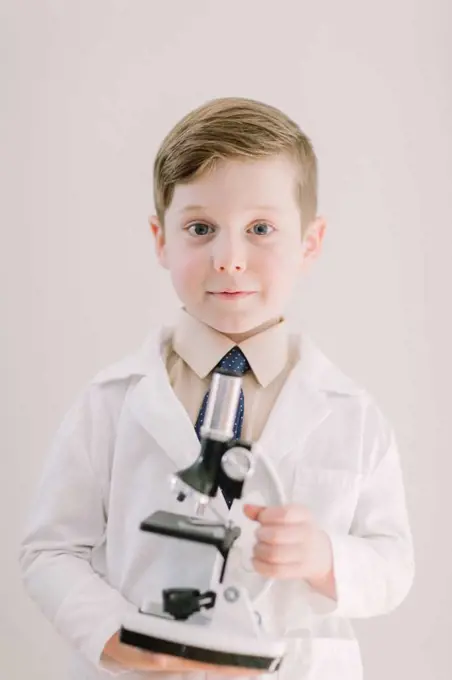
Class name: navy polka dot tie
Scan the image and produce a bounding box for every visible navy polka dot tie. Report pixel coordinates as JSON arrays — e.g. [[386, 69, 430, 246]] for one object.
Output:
[[195, 347, 251, 506]]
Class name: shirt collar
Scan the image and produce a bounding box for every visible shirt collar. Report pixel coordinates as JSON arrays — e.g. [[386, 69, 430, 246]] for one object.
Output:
[[172, 309, 289, 388], [92, 322, 362, 397]]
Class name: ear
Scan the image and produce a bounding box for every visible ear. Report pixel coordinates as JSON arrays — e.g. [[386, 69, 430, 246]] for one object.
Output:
[[149, 215, 168, 269], [300, 216, 326, 270]]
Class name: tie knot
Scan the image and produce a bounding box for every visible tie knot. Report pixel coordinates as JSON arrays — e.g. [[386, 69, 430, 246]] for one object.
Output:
[[217, 346, 250, 376]]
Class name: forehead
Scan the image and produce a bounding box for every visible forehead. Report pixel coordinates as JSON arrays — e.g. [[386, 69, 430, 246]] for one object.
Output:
[[168, 154, 299, 216]]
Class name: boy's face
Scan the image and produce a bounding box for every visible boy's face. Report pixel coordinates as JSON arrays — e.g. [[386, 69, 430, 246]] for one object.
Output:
[[150, 154, 325, 340]]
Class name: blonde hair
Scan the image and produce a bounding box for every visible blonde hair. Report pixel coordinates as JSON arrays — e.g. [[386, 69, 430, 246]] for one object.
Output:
[[153, 97, 318, 234]]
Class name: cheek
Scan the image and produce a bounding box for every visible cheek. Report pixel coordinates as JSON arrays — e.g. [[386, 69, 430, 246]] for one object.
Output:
[[168, 248, 206, 296], [257, 244, 301, 286]]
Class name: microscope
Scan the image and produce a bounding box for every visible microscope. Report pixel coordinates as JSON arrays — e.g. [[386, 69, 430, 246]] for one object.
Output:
[[120, 367, 288, 672]]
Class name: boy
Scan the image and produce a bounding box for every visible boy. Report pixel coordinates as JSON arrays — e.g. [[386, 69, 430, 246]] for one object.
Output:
[[19, 97, 414, 680]]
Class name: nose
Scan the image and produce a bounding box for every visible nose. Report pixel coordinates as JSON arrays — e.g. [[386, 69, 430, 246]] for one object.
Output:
[[212, 235, 247, 274]]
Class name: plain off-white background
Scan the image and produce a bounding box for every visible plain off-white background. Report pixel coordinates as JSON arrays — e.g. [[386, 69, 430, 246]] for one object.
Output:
[[2, 1, 451, 678]]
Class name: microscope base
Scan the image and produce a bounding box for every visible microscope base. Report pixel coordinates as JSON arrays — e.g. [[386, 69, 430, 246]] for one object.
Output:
[[120, 609, 285, 671]]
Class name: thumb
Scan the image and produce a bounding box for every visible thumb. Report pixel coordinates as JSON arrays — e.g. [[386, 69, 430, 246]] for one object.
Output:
[[243, 504, 265, 521]]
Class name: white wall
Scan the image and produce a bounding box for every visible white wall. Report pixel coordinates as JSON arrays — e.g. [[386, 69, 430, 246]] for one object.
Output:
[[2, 1, 451, 678]]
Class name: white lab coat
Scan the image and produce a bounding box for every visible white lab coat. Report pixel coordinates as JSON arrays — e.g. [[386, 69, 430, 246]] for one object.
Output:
[[19, 325, 415, 680]]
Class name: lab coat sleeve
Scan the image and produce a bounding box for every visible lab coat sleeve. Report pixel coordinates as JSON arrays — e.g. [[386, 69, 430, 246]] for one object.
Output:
[[307, 399, 415, 619], [18, 383, 136, 675]]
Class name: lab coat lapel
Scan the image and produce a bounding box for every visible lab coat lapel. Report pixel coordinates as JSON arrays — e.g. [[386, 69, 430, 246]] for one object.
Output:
[[258, 366, 332, 468], [258, 332, 360, 467], [129, 373, 232, 519], [124, 326, 231, 518], [109, 325, 198, 470], [128, 373, 200, 469]]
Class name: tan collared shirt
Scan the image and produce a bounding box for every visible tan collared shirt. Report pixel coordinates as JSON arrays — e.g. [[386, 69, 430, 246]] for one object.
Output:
[[162, 309, 300, 441]]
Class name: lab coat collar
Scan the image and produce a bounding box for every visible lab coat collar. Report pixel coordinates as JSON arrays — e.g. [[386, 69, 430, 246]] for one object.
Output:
[[92, 325, 362, 513], [92, 324, 361, 398]]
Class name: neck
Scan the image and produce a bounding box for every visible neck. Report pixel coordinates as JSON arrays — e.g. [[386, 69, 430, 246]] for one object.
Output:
[[224, 317, 283, 344]]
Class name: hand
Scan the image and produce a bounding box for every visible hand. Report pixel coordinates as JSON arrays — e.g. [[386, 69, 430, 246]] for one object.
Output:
[[102, 631, 265, 674], [243, 503, 334, 586]]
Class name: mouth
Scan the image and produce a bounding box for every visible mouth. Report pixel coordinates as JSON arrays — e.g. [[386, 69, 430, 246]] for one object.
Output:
[[207, 291, 257, 299]]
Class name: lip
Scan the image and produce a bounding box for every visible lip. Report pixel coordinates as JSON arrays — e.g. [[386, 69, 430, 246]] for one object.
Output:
[[207, 291, 256, 299]]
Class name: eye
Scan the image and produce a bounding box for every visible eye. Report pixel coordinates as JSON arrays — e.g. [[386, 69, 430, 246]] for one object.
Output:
[[187, 222, 214, 237], [249, 222, 275, 236]]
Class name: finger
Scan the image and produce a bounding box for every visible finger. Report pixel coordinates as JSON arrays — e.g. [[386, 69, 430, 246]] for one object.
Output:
[[253, 541, 303, 565], [249, 504, 312, 526], [146, 654, 213, 672], [252, 557, 304, 580], [167, 656, 230, 672], [131, 652, 170, 670], [256, 523, 310, 545], [210, 665, 265, 676], [148, 653, 264, 675], [243, 504, 266, 521]]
